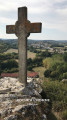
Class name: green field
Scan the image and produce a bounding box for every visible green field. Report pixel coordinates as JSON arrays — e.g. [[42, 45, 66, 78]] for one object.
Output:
[[4, 49, 36, 59], [4, 49, 18, 53]]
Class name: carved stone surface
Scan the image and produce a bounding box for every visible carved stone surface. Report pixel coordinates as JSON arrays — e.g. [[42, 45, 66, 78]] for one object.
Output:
[[0, 77, 50, 120], [6, 7, 42, 86]]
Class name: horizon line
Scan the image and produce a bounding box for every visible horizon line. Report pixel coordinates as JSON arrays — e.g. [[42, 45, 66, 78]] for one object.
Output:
[[0, 38, 67, 41]]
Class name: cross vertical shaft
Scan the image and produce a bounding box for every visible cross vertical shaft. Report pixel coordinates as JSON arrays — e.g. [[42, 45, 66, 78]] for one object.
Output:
[[17, 7, 27, 85], [18, 31, 27, 85], [6, 6, 42, 86]]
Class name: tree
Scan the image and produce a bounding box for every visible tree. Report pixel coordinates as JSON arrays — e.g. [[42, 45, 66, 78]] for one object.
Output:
[[33, 57, 43, 66], [27, 58, 32, 66], [41, 50, 51, 58], [44, 69, 51, 77], [1, 59, 18, 70], [63, 53, 67, 62], [43, 58, 52, 69], [62, 72, 67, 79], [0, 61, 2, 76]]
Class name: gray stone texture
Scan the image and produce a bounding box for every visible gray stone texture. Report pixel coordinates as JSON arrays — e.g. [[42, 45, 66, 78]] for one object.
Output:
[[6, 6, 42, 86], [0, 77, 50, 120]]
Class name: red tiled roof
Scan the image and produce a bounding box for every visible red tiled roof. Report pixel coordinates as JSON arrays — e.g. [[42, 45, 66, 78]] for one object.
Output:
[[1, 73, 18, 78], [27, 72, 38, 78], [1, 72, 38, 78]]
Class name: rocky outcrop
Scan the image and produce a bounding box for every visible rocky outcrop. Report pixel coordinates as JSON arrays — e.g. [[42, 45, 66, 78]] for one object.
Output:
[[0, 77, 50, 120]]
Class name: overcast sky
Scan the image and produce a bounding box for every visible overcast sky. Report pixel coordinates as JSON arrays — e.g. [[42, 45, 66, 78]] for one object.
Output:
[[0, 0, 67, 40]]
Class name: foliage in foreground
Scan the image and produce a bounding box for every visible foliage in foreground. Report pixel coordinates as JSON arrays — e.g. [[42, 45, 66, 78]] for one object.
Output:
[[43, 53, 67, 80], [43, 80, 67, 112], [43, 80, 67, 119], [62, 110, 67, 120]]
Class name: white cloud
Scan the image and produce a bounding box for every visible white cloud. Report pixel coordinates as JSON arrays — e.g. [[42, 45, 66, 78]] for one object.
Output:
[[56, 8, 67, 15], [0, 0, 67, 40], [44, 22, 67, 32], [54, 0, 66, 2], [0, 17, 16, 24]]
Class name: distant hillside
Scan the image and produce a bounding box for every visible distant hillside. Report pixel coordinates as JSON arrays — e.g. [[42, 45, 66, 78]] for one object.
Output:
[[0, 38, 67, 53]]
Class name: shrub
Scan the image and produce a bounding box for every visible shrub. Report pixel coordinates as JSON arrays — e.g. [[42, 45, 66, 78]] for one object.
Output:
[[33, 58, 43, 67], [39, 51, 52, 58], [62, 110, 67, 120], [27, 66, 33, 71], [0, 53, 18, 60], [44, 60, 67, 80], [44, 69, 51, 77], [62, 72, 67, 79], [1, 59, 18, 70], [63, 53, 67, 62], [0, 68, 1, 75], [53, 101, 67, 112], [43, 81, 67, 112], [50, 71, 59, 79], [4, 68, 18, 73], [27, 58, 33, 66], [43, 58, 52, 69]]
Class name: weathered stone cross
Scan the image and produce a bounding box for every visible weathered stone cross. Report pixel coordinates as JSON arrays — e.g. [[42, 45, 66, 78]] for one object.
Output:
[[6, 7, 42, 86]]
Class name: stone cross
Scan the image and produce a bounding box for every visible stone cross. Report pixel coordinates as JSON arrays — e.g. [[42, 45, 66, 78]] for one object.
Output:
[[6, 7, 42, 86]]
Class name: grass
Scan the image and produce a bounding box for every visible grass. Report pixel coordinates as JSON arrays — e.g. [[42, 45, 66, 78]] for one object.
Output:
[[4, 49, 18, 53], [47, 112, 58, 120], [43, 80, 67, 120], [33, 67, 45, 79], [62, 110, 67, 120], [4, 49, 36, 59], [27, 50, 36, 59], [53, 111, 62, 120]]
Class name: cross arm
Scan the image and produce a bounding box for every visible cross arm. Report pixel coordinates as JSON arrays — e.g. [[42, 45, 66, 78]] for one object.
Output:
[[6, 25, 15, 34], [30, 23, 42, 33]]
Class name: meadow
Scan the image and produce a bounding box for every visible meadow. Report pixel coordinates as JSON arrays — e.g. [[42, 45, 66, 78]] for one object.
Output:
[[4, 49, 36, 59]]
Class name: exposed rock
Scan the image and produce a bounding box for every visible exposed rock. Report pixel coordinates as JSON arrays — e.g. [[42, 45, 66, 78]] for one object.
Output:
[[0, 88, 11, 94], [12, 105, 24, 113], [12, 104, 37, 113], [0, 77, 51, 120], [42, 114, 47, 120], [0, 108, 12, 117], [4, 115, 17, 120], [0, 77, 24, 93], [22, 80, 42, 98]]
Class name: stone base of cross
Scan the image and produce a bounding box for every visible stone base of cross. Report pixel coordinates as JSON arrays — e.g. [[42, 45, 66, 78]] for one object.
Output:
[[6, 7, 42, 86]]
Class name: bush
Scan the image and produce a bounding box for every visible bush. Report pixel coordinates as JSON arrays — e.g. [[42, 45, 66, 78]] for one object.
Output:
[[0, 53, 18, 61], [63, 53, 67, 62], [27, 58, 33, 66], [27, 66, 33, 71], [0, 62, 2, 75], [33, 57, 43, 67], [1, 59, 18, 70], [43, 81, 67, 112], [50, 71, 59, 79], [44, 60, 67, 80], [62, 72, 67, 79], [43, 58, 52, 69], [44, 69, 51, 77], [53, 101, 67, 112], [6, 68, 18, 73], [27, 57, 43, 70], [4, 68, 18, 73], [37, 50, 52, 58], [62, 110, 67, 120]]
